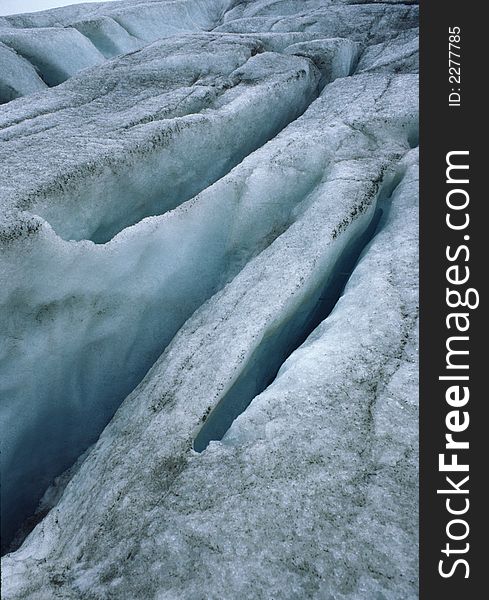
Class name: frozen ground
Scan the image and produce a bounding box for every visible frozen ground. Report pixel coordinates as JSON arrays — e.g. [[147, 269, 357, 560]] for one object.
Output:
[[0, 1, 419, 598]]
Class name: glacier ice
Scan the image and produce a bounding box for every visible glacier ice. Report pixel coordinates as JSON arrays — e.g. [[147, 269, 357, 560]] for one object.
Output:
[[217, 1, 418, 45], [71, 16, 143, 58], [0, 42, 47, 103], [0, 27, 105, 87], [0, 38, 329, 544], [1, 0, 419, 598], [1, 36, 322, 243], [1, 147, 419, 598], [356, 28, 419, 74]]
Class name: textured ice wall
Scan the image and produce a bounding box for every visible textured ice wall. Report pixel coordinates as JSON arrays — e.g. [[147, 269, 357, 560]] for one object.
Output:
[[1, 147, 419, 598], [0, 27, 105, 86], [1, 35, 325, 243], [1, 0, 418, 597]]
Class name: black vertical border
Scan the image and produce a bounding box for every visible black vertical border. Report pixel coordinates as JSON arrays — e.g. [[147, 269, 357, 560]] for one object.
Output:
[[420, 1, 485, 598]]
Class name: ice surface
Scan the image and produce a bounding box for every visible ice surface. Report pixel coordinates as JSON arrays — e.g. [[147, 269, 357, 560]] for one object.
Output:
[[218, 2, 418, 45], [284, 38, 359, 87], [0, 36, 322, 243], [0, 0, 236, 94], [357, 28, 419, 74], [71, 16, 143, 58], [0, 0, 418, 101], [1, 148, 418, 598], [1, 0, 419, 597], [0, 67, 416, 547]]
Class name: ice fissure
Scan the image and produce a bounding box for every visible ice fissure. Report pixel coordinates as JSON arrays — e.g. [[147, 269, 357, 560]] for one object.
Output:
[[1, 1, 419, 597], [194, 200, 386, 452]]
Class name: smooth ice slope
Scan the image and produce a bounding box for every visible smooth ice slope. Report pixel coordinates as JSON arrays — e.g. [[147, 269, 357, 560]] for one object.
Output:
[[0, 42, 47, 103], [1, 1, 419, 597]]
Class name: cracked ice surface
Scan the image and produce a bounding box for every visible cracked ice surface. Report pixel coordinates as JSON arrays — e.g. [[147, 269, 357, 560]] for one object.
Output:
[[1, 1, 418, 598]]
